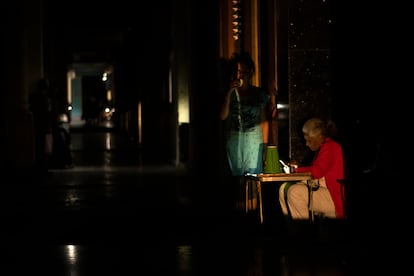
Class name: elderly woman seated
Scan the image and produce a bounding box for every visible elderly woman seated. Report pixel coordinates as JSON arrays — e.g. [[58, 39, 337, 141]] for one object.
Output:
[[279, 118, 345, 220]]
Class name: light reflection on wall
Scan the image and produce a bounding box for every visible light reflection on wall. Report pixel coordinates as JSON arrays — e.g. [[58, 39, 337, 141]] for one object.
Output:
[[175, 63, 189, 124], [178, 96, 189, 124], [138, 102, 142, 144], [105, 132, 112, 151], [67, 69, 76, 106]]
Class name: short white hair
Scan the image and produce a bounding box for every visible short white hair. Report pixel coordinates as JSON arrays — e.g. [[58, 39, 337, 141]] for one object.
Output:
[[302, 118, 324, 137]]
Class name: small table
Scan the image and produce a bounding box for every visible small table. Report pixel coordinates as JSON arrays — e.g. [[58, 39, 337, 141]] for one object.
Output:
[[244, 172, 313, 224]]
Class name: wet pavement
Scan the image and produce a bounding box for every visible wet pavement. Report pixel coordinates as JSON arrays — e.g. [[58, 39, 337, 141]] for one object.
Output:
[[2, 126, 366, 275]]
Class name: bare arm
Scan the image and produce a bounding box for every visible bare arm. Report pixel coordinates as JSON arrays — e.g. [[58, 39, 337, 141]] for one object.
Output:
[[260, 108, 269, 144], [220, 88, 234, 120]]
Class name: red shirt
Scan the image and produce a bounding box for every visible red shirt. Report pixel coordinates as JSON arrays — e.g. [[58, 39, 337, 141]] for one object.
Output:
[[295, 137, 345, 218]]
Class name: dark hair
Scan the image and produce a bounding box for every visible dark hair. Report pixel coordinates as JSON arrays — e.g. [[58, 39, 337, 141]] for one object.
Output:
[[230, 51, 255, 74], [325, 120, 338, 138]]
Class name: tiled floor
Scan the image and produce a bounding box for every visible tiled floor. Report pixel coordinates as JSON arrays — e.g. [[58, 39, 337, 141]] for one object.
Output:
[[2, 125, 366, 275]]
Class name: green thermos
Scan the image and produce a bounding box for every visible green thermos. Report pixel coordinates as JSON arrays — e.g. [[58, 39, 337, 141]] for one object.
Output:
[[263, 145, 281, 173]]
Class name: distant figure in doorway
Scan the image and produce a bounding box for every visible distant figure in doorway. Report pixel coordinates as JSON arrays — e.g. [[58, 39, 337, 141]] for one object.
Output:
[[29, 77, 53, 173], [220, 52, 273, 210], [50, 113, 74, 169], [279, 118, 345, 220]]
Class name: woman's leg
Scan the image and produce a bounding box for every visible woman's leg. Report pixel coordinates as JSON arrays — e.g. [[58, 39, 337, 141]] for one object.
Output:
[[311, 187, 336, 218], [281, 182, 309, 220]]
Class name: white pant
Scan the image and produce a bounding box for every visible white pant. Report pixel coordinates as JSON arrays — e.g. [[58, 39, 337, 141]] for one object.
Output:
[[279, 178, 336, 220]]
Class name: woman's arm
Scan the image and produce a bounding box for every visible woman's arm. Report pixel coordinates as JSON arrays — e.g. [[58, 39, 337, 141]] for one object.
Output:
[[260, 108, 269, 144], [220, 89, 233, 120]]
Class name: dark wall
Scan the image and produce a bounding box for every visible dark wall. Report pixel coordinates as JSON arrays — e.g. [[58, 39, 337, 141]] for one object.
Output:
[[187, 1, 221, 175], [287, 0, 395, 223], [288, 0, 335, 163]]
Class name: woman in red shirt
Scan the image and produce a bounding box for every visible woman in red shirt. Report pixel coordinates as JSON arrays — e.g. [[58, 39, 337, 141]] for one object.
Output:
[[279, 118, 345, 220]]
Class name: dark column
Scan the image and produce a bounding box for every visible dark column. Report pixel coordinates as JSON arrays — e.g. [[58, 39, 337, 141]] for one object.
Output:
[[287, 0, 334, 162], [4, 0, 44, 170]]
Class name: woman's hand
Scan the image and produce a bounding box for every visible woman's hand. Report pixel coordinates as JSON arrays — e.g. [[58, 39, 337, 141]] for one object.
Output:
[[231, 79, 243, 89]]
